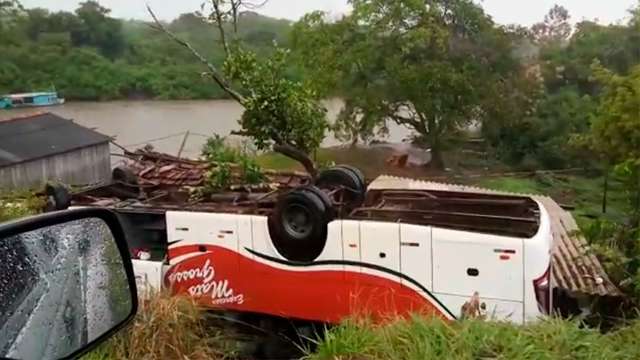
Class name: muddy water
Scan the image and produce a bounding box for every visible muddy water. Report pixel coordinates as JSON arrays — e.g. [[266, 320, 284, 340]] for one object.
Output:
[[1, 99, 412, 160]]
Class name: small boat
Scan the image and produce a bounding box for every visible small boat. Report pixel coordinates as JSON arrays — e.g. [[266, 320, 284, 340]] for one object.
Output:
[[0, 91, 65, 109]]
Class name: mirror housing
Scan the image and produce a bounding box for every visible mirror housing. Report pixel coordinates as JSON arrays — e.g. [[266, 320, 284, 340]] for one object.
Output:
[[0, 208, 138, 360]]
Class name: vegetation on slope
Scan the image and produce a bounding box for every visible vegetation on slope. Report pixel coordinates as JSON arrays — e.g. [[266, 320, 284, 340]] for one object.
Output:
[[309, 316, 640, 360], [85, 292, 237, 360], [0, 190, 44, 222], [0, 1, 293, 100]]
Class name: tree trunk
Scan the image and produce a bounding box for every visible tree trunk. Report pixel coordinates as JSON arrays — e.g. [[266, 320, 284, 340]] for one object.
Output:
[[602, 167, 609, 214], [350, 136, 359, 148], [426, 116, 445, 171], [634, 170, 640, 226], [273, 144, 317, 178], [428, 146, 445, 171]]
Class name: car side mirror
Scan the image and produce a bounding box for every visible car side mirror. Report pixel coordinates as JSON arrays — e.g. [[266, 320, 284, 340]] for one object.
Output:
[[0, 208, 138, 360]]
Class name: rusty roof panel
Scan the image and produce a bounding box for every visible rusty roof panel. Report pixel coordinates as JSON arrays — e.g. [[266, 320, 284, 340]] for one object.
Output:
[[369, 175, 621, 297], [119, 149, 311, 189]]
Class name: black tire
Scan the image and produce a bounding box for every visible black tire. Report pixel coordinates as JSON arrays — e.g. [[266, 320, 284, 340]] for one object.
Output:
[[112, 166, 139, 185], [45, 182, 71, 211], [315, 166, 366, 205], [268, 187, 331, 263], [111, 166, 140, 195], [336, 165, 366, 189], [301, 185, 335, 219]]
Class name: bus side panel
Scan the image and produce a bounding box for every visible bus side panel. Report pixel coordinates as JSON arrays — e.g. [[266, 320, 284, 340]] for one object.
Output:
[[166, 211, 242, 264], [432, 228, 524, 302], [524, 202, 553, 321], [435, 293, 524, 323], [400, 224, 432, 291], [432, 227, 525, 322]]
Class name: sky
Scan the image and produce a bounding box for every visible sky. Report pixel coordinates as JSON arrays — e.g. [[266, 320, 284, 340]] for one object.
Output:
[[20, 0, 638, 26]]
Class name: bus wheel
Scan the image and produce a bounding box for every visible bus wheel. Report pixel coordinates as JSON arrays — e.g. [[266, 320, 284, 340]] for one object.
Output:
[[315, 166, 366, 206], [45, 182, 71, 211], [336, 165, 366, 189], [269, 186, 332, 263], [112, 166, 139, 186]]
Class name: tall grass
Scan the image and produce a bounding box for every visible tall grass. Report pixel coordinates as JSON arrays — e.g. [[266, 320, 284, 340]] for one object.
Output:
[[85, 292, 237, 360], [0, 190, 44, 222], [308, 316, 640, 360]]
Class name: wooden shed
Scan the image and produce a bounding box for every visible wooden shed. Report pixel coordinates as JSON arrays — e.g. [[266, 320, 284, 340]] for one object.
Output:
[[0, 113, 111, 189]]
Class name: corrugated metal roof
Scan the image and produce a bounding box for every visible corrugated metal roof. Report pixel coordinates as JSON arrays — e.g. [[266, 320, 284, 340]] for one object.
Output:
[[369, 175, 621, 297], [0, 112, 111, 168]]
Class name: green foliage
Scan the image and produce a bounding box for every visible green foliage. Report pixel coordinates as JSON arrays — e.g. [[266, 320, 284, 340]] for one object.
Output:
[[0, 190, 44, 222], [202, 135, 242, 164], [584, 63, 640, 219], [292, 13, 389, 146], [479, 177, 544, 195], [208, 162, 233, 190], [224, 47, 328, 154], [531, 5, 572, 46], [486, 88, 595, 169], [0, 0, 23, 35], [487, 3, 640, 171], [540, 18, 640, 96], [584, 219, 640, 300], [310, 316, 640, 360], [201, 135, 266, 190], [589, 64, 640, 164], [293, 0, 524, 168], [239, 156, 264, 185], [0, 2, 293, 100], [70, 1, 125, 59]]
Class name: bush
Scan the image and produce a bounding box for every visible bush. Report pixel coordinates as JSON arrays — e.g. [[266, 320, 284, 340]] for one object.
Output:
[[584, 219, 640, 300], [86, 292, 237, 360], [309, 316, 640, 360], [486, 89, 595, 170], [201, 135, 266, 191], [0, 190, 44, 222]]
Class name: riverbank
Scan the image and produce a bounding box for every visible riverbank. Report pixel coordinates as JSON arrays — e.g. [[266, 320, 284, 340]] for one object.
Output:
[[0, 99, 412, 161]]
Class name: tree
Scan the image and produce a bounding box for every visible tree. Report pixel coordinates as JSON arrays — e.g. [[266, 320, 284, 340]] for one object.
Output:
[[588, 62, 640, 217], [294, 0, 522, 169], [148, 1, 327, 176], [292, 12, 388, 146], [0, 0, 22, 24], [0, 0, 24, 43], [589, 63, 640, 164], [24, 8, 48, 40], [631, 1, 640, 28], [531, 5, 572, 46], [72, 1, 125, 59]]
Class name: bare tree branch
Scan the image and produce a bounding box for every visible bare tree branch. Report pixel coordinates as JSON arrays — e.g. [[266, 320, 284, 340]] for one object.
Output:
[[210, 0, 231, 57], [230, 0, 240, 34], [242, 0, 269, 10], [146, 4, 245, 105]]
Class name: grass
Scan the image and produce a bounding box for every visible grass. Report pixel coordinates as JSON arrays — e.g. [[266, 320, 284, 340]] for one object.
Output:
[[256, 152, 303, 171], [478, 177, 545, 195], [84, 292, 237, 360], [476, 173, 629, 229], [256, 149, 337, 172], [308, 316, 640, 360], [0, 189, 44, 222]]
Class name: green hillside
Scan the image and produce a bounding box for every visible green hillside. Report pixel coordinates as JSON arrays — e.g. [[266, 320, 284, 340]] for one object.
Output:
[[0, 2, 293, 100]]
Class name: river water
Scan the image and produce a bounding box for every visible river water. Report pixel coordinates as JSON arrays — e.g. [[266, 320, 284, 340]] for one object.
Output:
[[1, 99, 411, 160]]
